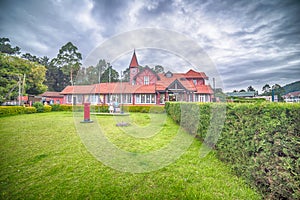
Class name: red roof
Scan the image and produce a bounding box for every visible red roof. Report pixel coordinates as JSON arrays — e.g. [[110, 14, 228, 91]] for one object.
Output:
[[129, 50, 139, 68], [184, 69, 208, 79], [195, 85, 214, 94], [60, 70, 212, 95], [134, 85, 156, 93], [60, 85, 96, 94], [157, 73, 196, 91]]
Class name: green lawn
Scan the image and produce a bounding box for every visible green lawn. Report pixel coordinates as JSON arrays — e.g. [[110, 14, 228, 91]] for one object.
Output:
[[0, 112, 261, 199]]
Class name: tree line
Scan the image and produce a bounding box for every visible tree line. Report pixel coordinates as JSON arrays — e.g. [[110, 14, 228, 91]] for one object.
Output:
[[0, 37, 165, 104], [231, 84, 287, 101]]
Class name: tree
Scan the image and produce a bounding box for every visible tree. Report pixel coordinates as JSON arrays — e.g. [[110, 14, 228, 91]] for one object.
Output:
[[0, 53, 47, 103], [247, 85, 255, 92], [153, 65, 164, 73], [39, 56, 50, 67], [122, 67, 130, 82], [76, 59, 115, 85], [101, 65, 119, 83], [52, 42, 82, 86], [239, 89, 246, 92], [271, 84, 285, 102], [76, 65, 99, 85], [96, 59, 108, 83], [262, 84, 271, 93], [0, 37, 21, 55], [22, 53, 39, 63]]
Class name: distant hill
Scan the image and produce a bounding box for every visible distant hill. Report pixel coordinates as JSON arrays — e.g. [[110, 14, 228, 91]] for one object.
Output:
[[282, 81, 300, 94]]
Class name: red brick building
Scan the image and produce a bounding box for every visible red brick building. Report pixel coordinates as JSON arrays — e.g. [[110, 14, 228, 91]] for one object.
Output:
[[41, 91, 64, 104], [60, 51, 213, 105]]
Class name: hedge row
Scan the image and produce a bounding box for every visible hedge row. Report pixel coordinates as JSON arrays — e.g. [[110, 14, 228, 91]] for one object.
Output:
[[122, 105, 165, 113], [165, 102, 300, 200], [228, 97, 267, 103], [0, 106, 28, 116], [0, 104, 165, 116]]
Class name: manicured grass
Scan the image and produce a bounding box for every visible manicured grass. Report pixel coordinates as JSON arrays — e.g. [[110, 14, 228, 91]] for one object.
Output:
[[0, 112, 261, 199]]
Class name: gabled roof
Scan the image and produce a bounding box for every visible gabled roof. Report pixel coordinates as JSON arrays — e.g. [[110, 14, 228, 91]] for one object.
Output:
[[129, 50, 139, 68], [133, 66, 160, 81], [184, 69, 208, 79], [157, 73, 195, 91], [167, 78, 196, 92]]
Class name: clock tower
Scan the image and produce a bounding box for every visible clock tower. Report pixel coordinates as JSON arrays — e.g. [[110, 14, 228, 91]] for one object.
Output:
[[129, 50, 139, 85]]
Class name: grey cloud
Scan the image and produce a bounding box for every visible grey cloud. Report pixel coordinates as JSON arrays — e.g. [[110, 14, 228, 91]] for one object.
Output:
[[0, 0, 299, 92]]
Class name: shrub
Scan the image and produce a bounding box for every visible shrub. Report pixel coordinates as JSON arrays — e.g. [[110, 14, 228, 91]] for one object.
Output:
[[165, 102, 300, 199], [33, 102, 44, 113], [51, 104, 61, 111], [24, 107, 36, 114], [122, 105, 164, 113], [91, 105, 109, 113], [59, 105, 73, 111], [43, 105, 52, 112], [0, 106, 25, 116]]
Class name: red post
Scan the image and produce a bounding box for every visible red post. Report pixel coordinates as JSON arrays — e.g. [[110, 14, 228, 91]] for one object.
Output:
[[81, 103, 93, 123]]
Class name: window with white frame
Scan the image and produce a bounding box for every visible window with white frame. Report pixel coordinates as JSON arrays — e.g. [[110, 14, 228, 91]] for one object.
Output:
[[67, 95, 72, 103], [195, 94, 205, 102], [90, 95, 97, 104], [77, 95, 83, 103], [135, 94, 155, 104], [189, 94, 193, 102], [108, 94, 132, 104], [144, 76, 149, 85], [122, 94, 132, 104]]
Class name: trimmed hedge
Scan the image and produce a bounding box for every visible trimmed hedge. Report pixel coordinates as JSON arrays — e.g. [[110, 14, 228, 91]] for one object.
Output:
[[0, 106, 25, 116], [0, 104, 164, 116], [24, 107, 37, 114], [227, 97, 267, 103], [122, 105, 165, 113], [165, 102, 300, 199]]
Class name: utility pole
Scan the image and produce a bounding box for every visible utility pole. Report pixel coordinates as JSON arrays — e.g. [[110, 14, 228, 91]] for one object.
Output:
[[120, 70, 123, 113], [22, 74, 26, 104], [18, 75, 21, 105]]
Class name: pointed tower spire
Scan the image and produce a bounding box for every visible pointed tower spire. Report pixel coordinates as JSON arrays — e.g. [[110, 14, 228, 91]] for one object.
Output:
[[129, 50, 139, 84], [129, 49, 139, 68]]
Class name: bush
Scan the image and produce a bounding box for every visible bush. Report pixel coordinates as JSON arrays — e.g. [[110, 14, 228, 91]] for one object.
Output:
[[44, 105, 52, 112], [165, 102, 300, 199], [0, 106, 25, 116], [33, 102, 44, 113], [59, 105, 73, 111], [91, 105, 109, 113], [51, 104, 61, 111], [24, 107, 36, 114], [122, 105, 164, 113]]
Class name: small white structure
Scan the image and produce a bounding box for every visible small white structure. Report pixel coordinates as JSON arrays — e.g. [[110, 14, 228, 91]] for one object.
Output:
[[283, 91, 300, 103]]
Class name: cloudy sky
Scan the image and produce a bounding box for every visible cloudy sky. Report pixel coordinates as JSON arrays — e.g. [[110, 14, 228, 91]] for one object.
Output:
[[1, 0, 299, 92]]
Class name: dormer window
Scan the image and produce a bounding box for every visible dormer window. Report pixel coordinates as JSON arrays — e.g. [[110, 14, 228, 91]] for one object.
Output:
[[165, 71, 173, 78], [144, 76, 149, 85], [193, 79, 197, 85]]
